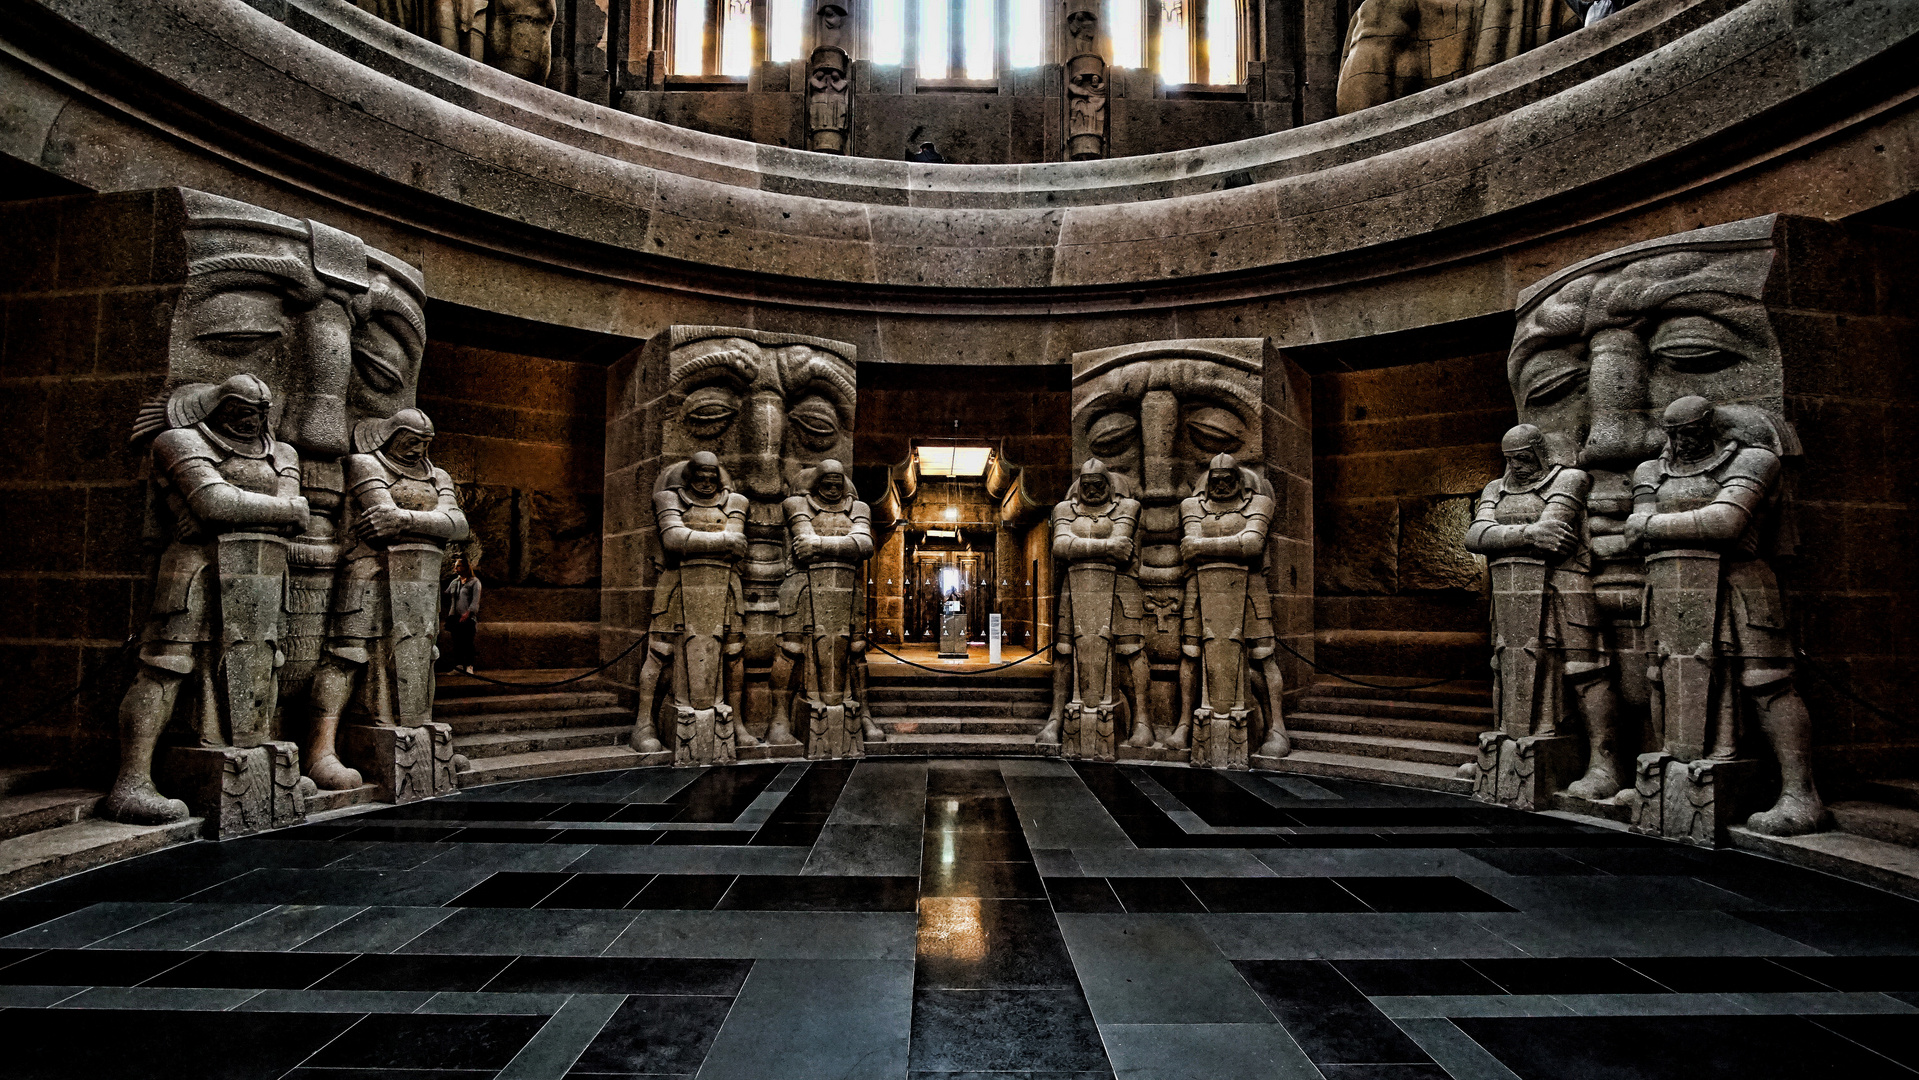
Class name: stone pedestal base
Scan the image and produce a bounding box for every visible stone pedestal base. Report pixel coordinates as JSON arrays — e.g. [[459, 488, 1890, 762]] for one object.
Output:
[[1470, 732, 1580, 811], [735, 742, 807, 763], [1119, 744, 1190, 764], [1622, 753, 1760, 846], [159, 742, 306, 839], [344, 724, 448, 804]]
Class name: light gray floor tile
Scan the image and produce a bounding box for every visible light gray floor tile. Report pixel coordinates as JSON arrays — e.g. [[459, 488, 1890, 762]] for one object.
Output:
[[1371, 994, 1575, 1018], [50, 986, 260, 1011], [568, 845, 811, 875], [0, 903, 178, 949], [998, 760, 1077, 777], [1200, 912, 1530, 960], [802, 824, 924, 876], [1100, 1022, 1322, 1080], [496, 993, 627, 1080], [418, 991, 574, 1015], [1395, 1018, 1524, 1080], [324, 842, 457, 870], [85, 904, 276, 950], [1552, 992, 1755, 1015], [736, 763, 812, 825], [1057, 914, 1273, 1025], [1468, 910, 1822, 957], [1724, 991, 1919, 1014], [1005, 775, 1133, 850], [611, 767, 707, 802], [291, 905, 455, 953], [1240, 773, 1340, 801], [413, 843, 592, 875], [1071, 848, 1276, 878], [1464, 875, 1773, 912], [696, 959, 913, 1080], [828, 761, 928, 826], [1032, 848, 1084, 877], [189, 904, 366, 951], [0, 986, 88, 1007], [604, 910, 917, 960], [1254, 848, 1513, 878], [235, 988, 439, 1012]]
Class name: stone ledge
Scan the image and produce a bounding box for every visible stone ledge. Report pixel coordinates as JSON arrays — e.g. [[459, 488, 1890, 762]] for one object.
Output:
[[1727, 824, 1919, 902], [0, 816, 204, 899]]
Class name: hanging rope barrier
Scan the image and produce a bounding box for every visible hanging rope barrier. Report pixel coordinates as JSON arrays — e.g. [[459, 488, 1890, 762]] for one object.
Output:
[[866, 641, 1057, 675], [449, 634, 649, 689], [1271, 637, 1482, 692]]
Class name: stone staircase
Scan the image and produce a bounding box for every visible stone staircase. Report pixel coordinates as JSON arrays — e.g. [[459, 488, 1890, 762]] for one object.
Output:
[[1259, 676, 1490, 795], [436, 669, 645, 786], [0, 765, 202, 898], [865, 670, 1055, 757]]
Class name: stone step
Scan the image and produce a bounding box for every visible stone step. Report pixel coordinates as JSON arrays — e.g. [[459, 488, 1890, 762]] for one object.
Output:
[[1287, 730, 1477, 768], [1861, 779, 1919, 813], [1305, 677, 1492, 708], [0, 789, 103, 842], [456, 724, 632, 760], [1284, 711, 1483, 746], [0, 816, 205, 898], [1728, 824, 1919, 902], [867, 673, 1051, 690], [1253, 749, 1473, 796], [0, 766, 60, 798], [867, 733, 1057, 757], [1294, 696, 1492, 725], [1831, 800, 1919, 849], [303, 784, 381, 816], [457, 744, 654, 788], [865, 686, 1052, 704], [435, 669, 597, 700], [880, 718, 1047, 736], [435, 691, 621, 717], [442, 706, 632, 737], [865, 701, 1052, 719]]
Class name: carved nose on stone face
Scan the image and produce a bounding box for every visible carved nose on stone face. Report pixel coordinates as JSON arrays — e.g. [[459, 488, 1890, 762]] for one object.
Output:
[[1138, 389, 1179, 502], [740, 390, 787, 499], [279, 302, 356, 456], [1579, 328, 1655, 468]]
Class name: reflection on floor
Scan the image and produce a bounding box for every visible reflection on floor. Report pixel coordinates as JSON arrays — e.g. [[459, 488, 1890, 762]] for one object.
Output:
[[2, 759, 1918, 1079]]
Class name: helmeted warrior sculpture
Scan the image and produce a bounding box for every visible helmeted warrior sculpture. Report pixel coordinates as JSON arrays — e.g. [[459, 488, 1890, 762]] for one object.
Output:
[[1465, 424, 1619, 799], [807, 46, 853, 154], [633, 452, 756, 764], [305, 409, 469, 790], [1065, 55, 1109, 162], [1625, 396, 1826, 836], [774, 460, 874, 758], [108, 376, 309, 824], [1178, 454, 1288, 769], [1044, 459, 1151, 760]]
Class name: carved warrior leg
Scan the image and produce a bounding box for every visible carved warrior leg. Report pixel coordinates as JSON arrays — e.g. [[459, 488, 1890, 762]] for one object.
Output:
[[630, 642, 668, 754], [1743, 673, 1828, 836], [1037, 649, 1068, 745], [1564, 672, 1623, 801], [1167, 656, 1194, 750], [855, 653, 883, 741], [769, 645, 802, 746], [306, 657, 366, 791], [103, 668, 192, 825], [1123, 650, 1154, 748], [728, 651, 757, 748]]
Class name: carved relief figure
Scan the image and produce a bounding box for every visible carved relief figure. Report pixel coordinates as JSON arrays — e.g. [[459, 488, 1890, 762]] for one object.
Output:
[[1335, 0, 1577, 114], [1066, 55, 1109, 161], [1178, 455, 1288, 769], [776, 460, 875, 759], [634, 453, 753, 764], [306, 410, 470, 789], [1625, 396, 1825, 836], [1464, 424, 1619, 800], [108, 377, 309, 824], [816, 2, 851, 49], [1046, 460, 1151, 760], [808, 46, 853, 155]]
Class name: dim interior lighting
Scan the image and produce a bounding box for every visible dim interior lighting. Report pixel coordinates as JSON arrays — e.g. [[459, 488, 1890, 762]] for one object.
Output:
[[916, 445, 994, 477], [944, 505, 959, 521]]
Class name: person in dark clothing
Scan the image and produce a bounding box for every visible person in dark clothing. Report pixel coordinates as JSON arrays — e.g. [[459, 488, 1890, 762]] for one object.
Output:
[[444, 556, 482, 674]]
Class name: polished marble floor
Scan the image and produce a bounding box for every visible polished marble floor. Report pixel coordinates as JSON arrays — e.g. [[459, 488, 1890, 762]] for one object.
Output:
[[3, 759, 1918, 1079]]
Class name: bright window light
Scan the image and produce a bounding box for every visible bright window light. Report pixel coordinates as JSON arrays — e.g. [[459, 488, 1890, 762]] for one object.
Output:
[[873, 0, 906, 63], [941, 567, 961, 593], [1109, 0, 1142, 66], [944, 505, 960, 521], [1158, 0, 1188, 83], [674, 0, 705, 73], [721, 0, 754, 74], [770, 0, 802, 61], [1010, 0, 1043, 66], [916, 445, 995, 477], [963, 0, 995, 78], [919, 0, 950, 76], [1205, 0, 1235, 83]]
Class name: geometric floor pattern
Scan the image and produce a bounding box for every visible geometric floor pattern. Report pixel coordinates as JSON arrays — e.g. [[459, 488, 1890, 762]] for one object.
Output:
[[2, 757, 1918, 1078]]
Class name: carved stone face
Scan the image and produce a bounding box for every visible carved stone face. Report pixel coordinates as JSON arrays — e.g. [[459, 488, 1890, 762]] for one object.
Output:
[[348, 260, 428, 432], [1066, 9, 1098, 45], [1206, 467, 1241, 501], [211, 398, 269, 442], [1666, 418, 1715, 462], [1504, 446, 1544, 485], [818, 3, 846, 29], [687, 459, 724, 498], [386, 430, 432, 468], [1079, 474, 1110, 506], [1069, 69, 1106, 95], [815, 467, 846, 503]]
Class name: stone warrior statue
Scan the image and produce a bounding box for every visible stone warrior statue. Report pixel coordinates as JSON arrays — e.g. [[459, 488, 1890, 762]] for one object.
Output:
[[1465, 424, 1619, 800], [1178, 454, 1289, 769], [632, 452, 757, 765], [775, 460, 875, 758], [1042, 460, 1151, 760], [109, 376, 309, 824], [306, 409, 469, 790], [1625, 396, 1826, 836]]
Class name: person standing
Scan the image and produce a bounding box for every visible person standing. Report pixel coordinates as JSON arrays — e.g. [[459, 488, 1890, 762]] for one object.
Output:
[[445, 555, 482, 675]]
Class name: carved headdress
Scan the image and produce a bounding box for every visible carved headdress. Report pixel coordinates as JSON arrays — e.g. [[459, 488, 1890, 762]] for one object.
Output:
[[132, 374, 275, 444], [353, 408, 436, 454]]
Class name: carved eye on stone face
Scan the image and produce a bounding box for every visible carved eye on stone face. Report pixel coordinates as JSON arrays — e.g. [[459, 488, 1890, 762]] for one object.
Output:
[[352, 313, 420, 394], [787, 394, 842, 452], [188, 288, 291, 359], [683, 385, 742, 438], [1088, 410, 1139, 458], [1649, 315, 1747, 375], [1518, 346, 1589, 407], [1183, 405, 1245, 455]]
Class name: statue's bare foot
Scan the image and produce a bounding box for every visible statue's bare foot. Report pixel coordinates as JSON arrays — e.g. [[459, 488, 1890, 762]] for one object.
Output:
[[307, 754, 363, 791], [765, 724, 800, 747], [861, 715, 885, 740], [735, 729, 762, 748], [1565, 768, 1623, 802], [102, 783, 190, 826], [630, 729, 664, 754], [1126, 727, 1155, 749], [1162, 725, 1191, 750], [1256, 732, 1291, 759], [1035, 717, 1060, 745], [1745, 791, 1830, 837]]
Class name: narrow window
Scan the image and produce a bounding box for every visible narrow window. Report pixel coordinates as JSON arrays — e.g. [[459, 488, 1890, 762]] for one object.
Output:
[[874, 0, 906, 63], [1109, 0, 1142, 66], [674, 0, 706, 72], [919, 0, 950, 76], [1158, 0, 1189, 83], [1204, 0, 1235, 83], [962, 0, 995, 77], [1010, 0, 1043, 66], [770, 0, 803, 61], [721, 0, 754, 74]]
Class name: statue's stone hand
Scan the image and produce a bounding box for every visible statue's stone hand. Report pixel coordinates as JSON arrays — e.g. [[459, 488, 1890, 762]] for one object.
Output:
[[1623, 512, 1651, 551], [1524, 519, 1575, 555], [794, 534, 823, 562], [361, 504, 408, 540], [287, 496, 312, 535]]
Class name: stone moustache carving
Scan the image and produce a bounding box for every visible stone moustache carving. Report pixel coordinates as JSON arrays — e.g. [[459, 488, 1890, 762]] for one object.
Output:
[[1335, 0, 1576, 114], [808, 46, 853, 155], [1464, 424, 1618, 803], [1179, 455, 1288, 769], [1065, 54, 1109, 162], [307, 409, 470, 793], [656, 328, 857, 740], [1045, 460, 1151, 761], [776, 460, 875, 759], [634, 453, 752, 765], [1625, 396, 1825, 836], [109, 377, 309, 825], [354, 0, 555, 80]]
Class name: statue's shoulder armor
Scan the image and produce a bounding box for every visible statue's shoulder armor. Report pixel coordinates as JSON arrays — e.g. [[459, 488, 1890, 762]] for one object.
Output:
[[1114, 496, 1142, 520], [343, 453, 390, 491], [1477, 478, 1503, 504], [151, 426, 218, 471], [1545, 467, 1592, 501], [1721, 445, 1781, 487], [721, 491, 750, 518], [1246, 492, 1276, 520], [269, 440, 301, 477], [781, 494, 812, 520], [849, 499, 872, 521], [1632, 458, 1663, 490], [1051, 499, 1077, 522]]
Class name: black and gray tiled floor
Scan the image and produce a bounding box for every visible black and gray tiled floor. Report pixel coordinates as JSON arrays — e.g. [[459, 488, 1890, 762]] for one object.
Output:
[[3, 758, 1919, 1078]]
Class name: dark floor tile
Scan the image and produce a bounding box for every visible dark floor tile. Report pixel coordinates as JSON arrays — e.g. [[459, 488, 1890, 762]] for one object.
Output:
[[343, 826, 463, 843], [0, 946, 36, 973], [1811, 1015, 1919, 1071], [142, 950, 354, 990], [569, 993, 734, 1075], [1774, 955, 1919, 991], [1621, 956, 1833, 993], [1281, 807, 1480, 829], [1043, 878, 1123, 914], [627, 874, 737, 910], [718, 874, 919, 911], [186, 868, 489, 908], [306, 1013, 547, 1070], [543, 803, 621, 823], [1467, 957, 1671, 995], [926, 765, 1010, 798], [918, 898, 1078, 990], [1147, 768, 1294, 827], [923, 829, 1033, 864], [1458, 1015, 1918, 1080], [1234, 960, 1433, 1065], [365, 800, 554, 821], [1185, 877, 1369, 913], [539, 873, 655, 909], [1335, 876, 1516, 913], [909, 987, 1110, 1073], [401, 908, 636, 957], [1463, 848, 1607, 876], [923, 861, 1048, 899], [769, 761, 858, 819], [906, 1074, 1111, 1080], [0, 948, 190, 987], [0, 1007, 356, 1080], [751, 822, 824, 846], [673, 765, 782, 822], [286, 1070, 494, 1079], [1316, 1067, 1453, 1080], [1332, 959, 1506, 997], [1731, 910, 1919, 955], [548, 828, 662, 845], [653, 829, 757, 845], [446, 871, 574, 908], [0, 901, 89, 936], [313, 953, 513, 992], [1107, 877, 1203, 914], [486, 955, 752, 995], [449, 827, 561, 844], [606, 804, 684, 823], [1559, 846, 1717, 877], [926, 797, 1023, 833]]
